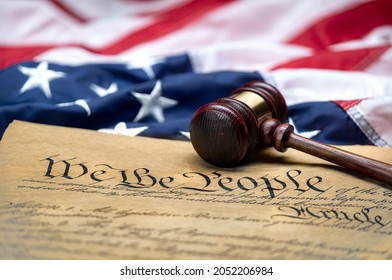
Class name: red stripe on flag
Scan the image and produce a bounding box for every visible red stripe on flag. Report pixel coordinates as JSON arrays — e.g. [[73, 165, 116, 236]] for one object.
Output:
[[0, 46, 54, 69], [0, 0, 233, 68], [334, 99, 363, 111], [272, 46, 390, 71], [100, 0, 234, 55], [288, 0, 392, 50]]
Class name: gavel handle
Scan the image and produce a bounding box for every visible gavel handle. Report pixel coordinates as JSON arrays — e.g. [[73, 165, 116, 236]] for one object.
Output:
[[267, 120, 392, 186]]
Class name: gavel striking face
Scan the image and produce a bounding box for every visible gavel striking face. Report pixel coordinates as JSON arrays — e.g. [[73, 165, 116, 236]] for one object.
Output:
[[190, 81, 392, 186]]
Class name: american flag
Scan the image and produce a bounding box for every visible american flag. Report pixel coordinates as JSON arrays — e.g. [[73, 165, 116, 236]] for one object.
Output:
[[0, 0, 391, 146]]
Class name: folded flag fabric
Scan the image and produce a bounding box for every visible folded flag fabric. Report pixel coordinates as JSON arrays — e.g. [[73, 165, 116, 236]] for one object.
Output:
[[0, 0, 391, 146]]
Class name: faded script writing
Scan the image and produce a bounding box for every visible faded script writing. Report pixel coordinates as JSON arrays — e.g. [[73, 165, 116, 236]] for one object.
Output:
[[1, 200, 390, 260], [0, 121, 392, 259]]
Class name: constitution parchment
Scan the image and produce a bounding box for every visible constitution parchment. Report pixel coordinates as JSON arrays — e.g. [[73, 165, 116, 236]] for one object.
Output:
[[0, 121, 392, 259]]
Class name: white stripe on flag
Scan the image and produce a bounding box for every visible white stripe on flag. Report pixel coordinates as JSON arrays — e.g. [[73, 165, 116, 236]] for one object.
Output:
[[268, 68, 392, 105], [347, 96, 392, 146]]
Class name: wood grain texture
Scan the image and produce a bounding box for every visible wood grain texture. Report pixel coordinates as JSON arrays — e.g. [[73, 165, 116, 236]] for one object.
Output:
[[190, 98, 257, 166], [262, 118, 392, 186], [286, 131, 392, 186], [190, 81, 289, 166], [190, 81, 392, 185]]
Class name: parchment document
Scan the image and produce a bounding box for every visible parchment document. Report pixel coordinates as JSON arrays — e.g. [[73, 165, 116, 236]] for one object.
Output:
[[1, 121, 392, 259]]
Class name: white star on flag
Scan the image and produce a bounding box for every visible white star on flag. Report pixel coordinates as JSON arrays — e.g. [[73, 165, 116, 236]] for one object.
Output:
[[18, 61, 66, 99], [99, 122, 148, 136], [180, 131, 190, 139], [90, 82, 118, 97], [127, 56, 165, 79], [131, 80, 178, 123], [57, 99, 92, 116], [289, 118, 320, 138]]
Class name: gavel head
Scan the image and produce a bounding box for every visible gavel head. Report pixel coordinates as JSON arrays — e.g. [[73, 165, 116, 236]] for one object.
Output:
[[190, 81, 288, 166]]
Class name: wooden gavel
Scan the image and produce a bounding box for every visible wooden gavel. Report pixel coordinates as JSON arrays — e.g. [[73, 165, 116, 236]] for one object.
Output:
[[190, 81, 392, 185]]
